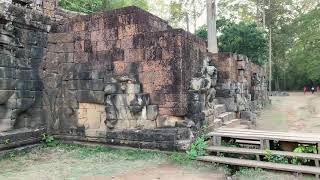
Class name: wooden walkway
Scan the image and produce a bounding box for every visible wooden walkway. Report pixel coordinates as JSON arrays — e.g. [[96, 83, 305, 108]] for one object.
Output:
[[207, 128, 320, 151], [198, 128, 320, 178], [197, 156, 320, 176]]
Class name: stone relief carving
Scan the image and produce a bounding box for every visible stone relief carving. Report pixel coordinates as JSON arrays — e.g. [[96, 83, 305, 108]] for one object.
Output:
[[189, 57, 217, 108], [187, 56, 217, 128], [0, 22, 40, 132], [251, 73, 261, 86], [104, 77, 156, 130]]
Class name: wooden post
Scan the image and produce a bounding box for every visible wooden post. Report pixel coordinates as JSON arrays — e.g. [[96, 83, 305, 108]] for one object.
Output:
[[213, 136, 222, 146], [260, 139, 270, 150], [256, 155, 261, 161], [260, 139, 264, 150]]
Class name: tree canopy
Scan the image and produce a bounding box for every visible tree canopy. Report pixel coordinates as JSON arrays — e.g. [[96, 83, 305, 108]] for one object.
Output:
[[59, 0, 149, 13], [286, 7, 320, 89], [196, 21, 268, 65]]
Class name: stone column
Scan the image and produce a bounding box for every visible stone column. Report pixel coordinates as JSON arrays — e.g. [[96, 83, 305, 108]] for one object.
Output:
[[207, 0, 218, 53]]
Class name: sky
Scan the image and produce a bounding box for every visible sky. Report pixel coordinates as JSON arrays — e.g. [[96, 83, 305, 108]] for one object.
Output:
[[149, 0, 209, 32]]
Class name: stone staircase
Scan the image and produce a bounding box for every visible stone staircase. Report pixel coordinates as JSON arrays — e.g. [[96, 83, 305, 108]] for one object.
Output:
[[208, 103, 250, 131]]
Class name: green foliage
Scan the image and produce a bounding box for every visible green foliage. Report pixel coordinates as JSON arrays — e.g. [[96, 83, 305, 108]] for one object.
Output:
[[292, 144, 317, 165], [264, 150, 289, 164], [186, 136, 208, 159], [4, 139, 10, 145], [196, 20, 268, 65], [195, 25, 207, 40], [168, 152, 192, 165], [285, 7, 320, 89], [41, 133, 59, 147], [219, 22, 268, 65], [293, 144, 317, 154], [59, 0, 149, 14], [169, 1, 184, 27]]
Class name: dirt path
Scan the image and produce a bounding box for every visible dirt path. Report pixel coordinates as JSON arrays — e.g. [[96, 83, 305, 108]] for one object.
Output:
[[256, 92, 320, 133], [81, 164, 226, 180]]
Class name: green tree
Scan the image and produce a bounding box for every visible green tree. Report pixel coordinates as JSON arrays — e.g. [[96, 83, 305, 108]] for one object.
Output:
[[196, 21, 268, 65], [195, 25, 208, 39], [59, 0, 149, 14], [286, 7, 320, 89], [217, 0, 320, 90], [168, 0, 206, 31]]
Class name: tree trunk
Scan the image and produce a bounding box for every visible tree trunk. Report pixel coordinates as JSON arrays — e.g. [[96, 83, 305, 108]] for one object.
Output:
[[185, 12, 190, 32], [207, 0, 218, 53], [262, 0, 266, 29], [268, 2, 272, 93], [193, 5, 197, 34]]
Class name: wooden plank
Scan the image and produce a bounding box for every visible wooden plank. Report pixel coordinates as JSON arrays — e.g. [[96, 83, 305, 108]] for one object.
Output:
[[213, 136, 222, 146], [211, 130, 320, 140], [208, 132, 319, 143], [236, 139, 261, 145], [213, 128, 320, 138], [197, 156, 320, 175], [206, 146, 320, 160], [216, 128, 320, 137], [217, 129, 319, 137]]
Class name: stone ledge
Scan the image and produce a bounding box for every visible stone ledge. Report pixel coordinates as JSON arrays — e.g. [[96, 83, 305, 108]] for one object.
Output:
[[0, 128, 45, 151], [54, 128, 190, 151]]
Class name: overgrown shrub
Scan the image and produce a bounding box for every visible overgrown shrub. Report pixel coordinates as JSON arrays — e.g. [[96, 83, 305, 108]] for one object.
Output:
[[264, 150, 289, 164], [186, 136, 208, 159], [292, 144, 317, 165], [41, 133, 59, 147]]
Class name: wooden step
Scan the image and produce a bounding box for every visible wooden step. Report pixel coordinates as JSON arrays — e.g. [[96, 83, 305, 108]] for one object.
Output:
[[206, 129, 320, 144], [236, 139, 260, 145], [215, 128, 320, 138], [206, 146, 320, 161], [197, 156, 320, 176]]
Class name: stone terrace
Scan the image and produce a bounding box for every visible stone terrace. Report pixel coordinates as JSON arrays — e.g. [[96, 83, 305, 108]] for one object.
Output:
[[0, 3, 269, 151]]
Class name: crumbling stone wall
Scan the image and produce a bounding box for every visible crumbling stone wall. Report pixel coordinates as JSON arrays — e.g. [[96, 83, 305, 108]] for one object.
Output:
[[41, 7, 211, 150], [2, 0, 56, 18], [0, 4, 269, 151], [211, 53, 268, 122]]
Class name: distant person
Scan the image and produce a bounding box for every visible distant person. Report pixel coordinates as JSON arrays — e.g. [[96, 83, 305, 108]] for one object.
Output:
[[311, 86, 315, 94], [317, 85, 320, 93], [304, 86, 307, 95]]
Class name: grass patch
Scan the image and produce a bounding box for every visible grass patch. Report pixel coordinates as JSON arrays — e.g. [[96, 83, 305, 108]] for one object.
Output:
[[0, 144, 167, 180], [0, 144, 222, 180], [233, 168, 315, 180]]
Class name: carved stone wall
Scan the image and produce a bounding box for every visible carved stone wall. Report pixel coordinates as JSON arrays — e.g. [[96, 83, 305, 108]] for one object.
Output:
[[0, 4, 269, 151], [0, 2, 50, 132], [0, 2, 49, 149], [41, 7, 209, 150]]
